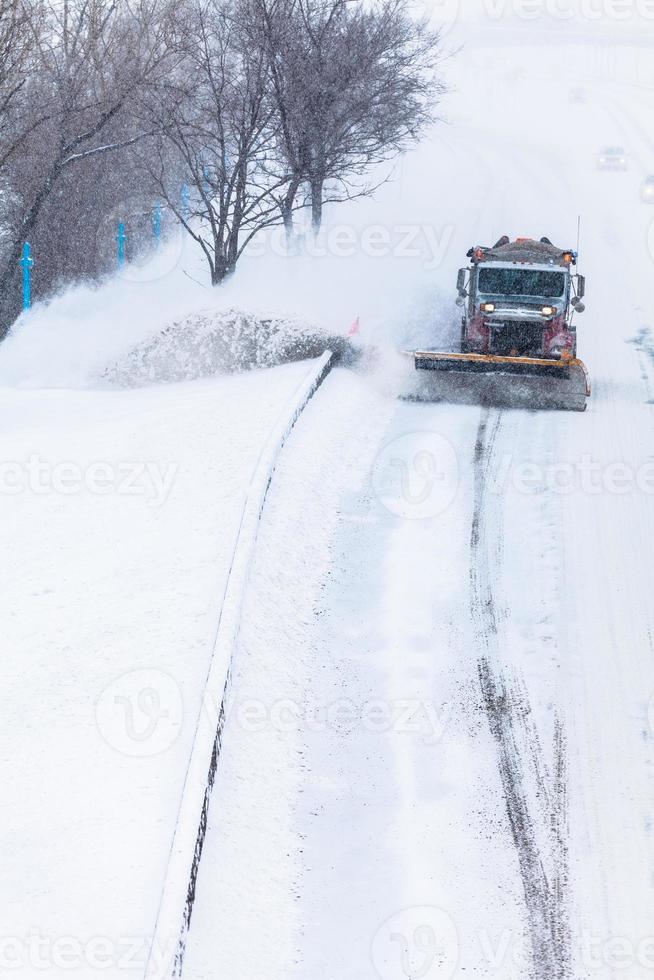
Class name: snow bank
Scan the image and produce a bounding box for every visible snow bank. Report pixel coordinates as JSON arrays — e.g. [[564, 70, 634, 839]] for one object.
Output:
[[182, 368, 399, 980], [145, 353, 333, 980], [0, 360, 321, 980]]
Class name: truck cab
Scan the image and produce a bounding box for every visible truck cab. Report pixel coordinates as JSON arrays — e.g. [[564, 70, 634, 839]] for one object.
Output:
[[457, 238, 585, 362]]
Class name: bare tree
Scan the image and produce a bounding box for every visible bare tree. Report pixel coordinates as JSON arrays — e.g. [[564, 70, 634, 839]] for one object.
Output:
[[0, 1, 48, 254], [0, 0, 175, 335], [146, 0, 288, 284], [255, 0, 443, 235], [0, 0, 44, 165], [242, 0, 308, 239]]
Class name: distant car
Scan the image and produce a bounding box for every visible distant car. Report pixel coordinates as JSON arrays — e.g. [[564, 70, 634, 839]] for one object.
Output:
[[597, 146, 628, 171], [641, 176, 654, 202]]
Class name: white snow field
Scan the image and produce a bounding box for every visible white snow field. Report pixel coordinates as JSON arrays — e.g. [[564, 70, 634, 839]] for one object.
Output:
[[5, 10, 654, 980], [0, 361, 330, 980]]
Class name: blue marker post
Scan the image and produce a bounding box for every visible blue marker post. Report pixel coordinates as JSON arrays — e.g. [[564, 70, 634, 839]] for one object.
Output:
[[181, 183, 190, 219], [153, 202, 162, 246], [117, 222, 127, 267], [20, 242, 33, 310]]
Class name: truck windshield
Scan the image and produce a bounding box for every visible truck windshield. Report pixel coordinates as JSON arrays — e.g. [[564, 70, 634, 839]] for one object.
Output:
[[478, 268, 566, 299]]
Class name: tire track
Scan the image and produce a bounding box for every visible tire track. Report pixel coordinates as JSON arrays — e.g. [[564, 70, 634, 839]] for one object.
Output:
[[470, 407, 571, 980]]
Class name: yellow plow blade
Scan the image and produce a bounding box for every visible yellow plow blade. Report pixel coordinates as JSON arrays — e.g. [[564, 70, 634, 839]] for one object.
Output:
[[410, 351, 590, 412]]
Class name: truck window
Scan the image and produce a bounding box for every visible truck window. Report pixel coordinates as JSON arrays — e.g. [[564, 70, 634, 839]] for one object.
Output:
[[478, 268, 566, 298]]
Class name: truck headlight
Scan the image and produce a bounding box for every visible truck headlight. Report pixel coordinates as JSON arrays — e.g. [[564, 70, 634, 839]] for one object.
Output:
[[541, 306, 555, 316]]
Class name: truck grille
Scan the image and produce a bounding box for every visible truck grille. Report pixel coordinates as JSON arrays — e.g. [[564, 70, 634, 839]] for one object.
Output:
[[490, 321, 544, 356]]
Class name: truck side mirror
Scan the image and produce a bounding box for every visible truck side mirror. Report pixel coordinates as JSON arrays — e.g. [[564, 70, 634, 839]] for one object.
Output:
[[456, 268, 467, 296], [577, 274, 585, 299]]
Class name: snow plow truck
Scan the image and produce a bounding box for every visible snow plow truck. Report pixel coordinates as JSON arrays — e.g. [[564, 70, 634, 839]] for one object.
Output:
[[414, 236, 590, 412]]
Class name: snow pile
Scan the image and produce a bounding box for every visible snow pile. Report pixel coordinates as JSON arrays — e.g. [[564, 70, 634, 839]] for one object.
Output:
[[105, 308, 348, 387]]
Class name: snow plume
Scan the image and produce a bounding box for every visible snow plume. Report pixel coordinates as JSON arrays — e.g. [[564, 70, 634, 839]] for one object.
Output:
[[0, 221, 455, 389], [0, 239, 211, 389], [106, 308, 346, 386]]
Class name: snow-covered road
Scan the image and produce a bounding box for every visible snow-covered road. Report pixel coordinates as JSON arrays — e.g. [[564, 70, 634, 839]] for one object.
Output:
[[180, 37, 654, 980]]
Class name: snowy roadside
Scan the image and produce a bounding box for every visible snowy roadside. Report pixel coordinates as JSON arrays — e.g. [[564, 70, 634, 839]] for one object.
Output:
[[182, 372, 531, 980], [181, 367, 399, 980], [0, 360, 325, 980]]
